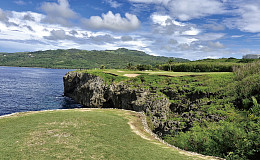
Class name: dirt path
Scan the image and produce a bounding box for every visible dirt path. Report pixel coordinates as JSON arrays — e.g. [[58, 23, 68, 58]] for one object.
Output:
[[126, 111, 224, 160]]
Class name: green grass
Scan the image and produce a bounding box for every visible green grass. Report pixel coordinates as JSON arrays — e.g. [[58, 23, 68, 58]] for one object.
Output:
[[102, 69, 231, 77], [0, 109, 206, 160], [76, 69, 234, 98], [76, 69, 232, 87]]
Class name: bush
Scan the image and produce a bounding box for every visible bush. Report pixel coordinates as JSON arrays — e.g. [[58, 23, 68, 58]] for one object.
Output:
[[167, 121, 259, 160], [159, 62, 242, 72], [233, 61, 260, 80], [250, 97, 260, 117], [138, 64, 153, 71], [232, 61, 260, 109]]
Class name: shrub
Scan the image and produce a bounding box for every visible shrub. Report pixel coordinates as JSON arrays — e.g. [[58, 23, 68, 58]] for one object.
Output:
[[159, 62, 242, 72], [136, 64, 152, 71], [232, 61, 260, 110], [249, 97, 260, 117], [167, 121, 259, 160], [233, 61, 260, 80]]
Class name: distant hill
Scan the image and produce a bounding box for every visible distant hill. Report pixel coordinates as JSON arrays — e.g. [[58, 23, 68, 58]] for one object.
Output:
[[0, 48, 189, 69]]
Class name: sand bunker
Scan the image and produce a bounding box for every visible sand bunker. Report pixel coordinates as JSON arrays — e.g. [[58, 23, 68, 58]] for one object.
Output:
[[117, 71, 124, 72], [123, 74, 140, 77]]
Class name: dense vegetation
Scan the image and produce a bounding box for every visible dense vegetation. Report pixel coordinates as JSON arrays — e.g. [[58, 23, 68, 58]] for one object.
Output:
[[124, 57, 260, 72], [82, 62, 260, 160], [156, 58, 260, 72], [0, 109, 205, 160], [0, 48, 188, 69], [2, 48, 258, 73], [158, 61, 242, 72]]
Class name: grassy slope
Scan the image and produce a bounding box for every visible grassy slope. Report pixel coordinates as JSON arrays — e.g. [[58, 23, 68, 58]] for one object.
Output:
[[0, 48, 188, 69], [0, 109, 208, 160]]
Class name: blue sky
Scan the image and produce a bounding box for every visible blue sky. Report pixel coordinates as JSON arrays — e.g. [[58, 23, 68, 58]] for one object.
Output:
[[0, 0, 260, 60]]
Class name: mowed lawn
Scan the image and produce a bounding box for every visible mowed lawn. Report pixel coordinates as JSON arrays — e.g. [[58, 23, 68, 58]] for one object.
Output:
[[0, 109, 208, 160], [102, 69, 231, 77]]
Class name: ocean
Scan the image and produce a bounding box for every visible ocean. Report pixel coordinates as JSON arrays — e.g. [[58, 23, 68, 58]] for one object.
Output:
[[0, 66, 82, 116]]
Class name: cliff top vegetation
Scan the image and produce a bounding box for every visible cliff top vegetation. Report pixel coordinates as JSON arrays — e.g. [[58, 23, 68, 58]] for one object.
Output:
[[73, 63, 260, 159]]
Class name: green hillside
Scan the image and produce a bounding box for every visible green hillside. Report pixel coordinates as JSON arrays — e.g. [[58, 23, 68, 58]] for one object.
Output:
[[0, 48, 188, 69]]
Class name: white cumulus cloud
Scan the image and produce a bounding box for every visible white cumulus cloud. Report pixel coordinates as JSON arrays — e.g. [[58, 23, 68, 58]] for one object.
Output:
[[14, 0, 26, 5], [40, 0, 78, 26], [129, 0, 170, 5], [44, 29, 74, 40], [168, 0, 226, 21], [105, 0, 122, 8], [130, 0, 226, 21], [208, 41, 225, 49], [0, 8, 8, 22], [225, 2, 260, 33], [151, 14, 184, 26], [182, 27, 200, 36], [82, 11, 140, 32], [121, 35, 133, 41]]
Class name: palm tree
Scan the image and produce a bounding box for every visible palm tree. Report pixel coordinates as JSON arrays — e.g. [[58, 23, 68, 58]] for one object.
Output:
[[127, 62, 133, 69], [100, 65, 105, 69], [168, 58, 175, 71]]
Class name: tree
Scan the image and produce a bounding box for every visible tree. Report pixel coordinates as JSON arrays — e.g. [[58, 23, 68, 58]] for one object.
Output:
[[126, 62, 133, 69], [168, 58, 175, 71], [100, 65, 105, 69]]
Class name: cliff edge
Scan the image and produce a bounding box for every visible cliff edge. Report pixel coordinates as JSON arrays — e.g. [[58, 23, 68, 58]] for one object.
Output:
[[63, 71, 173, 136], [63, 71, 223, 137], [63, 70, 260, 160]]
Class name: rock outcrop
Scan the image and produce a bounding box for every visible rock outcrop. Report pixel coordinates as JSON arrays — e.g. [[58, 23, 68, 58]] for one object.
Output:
[[64, 72, 171, 136], [63, 71, 222, 137]]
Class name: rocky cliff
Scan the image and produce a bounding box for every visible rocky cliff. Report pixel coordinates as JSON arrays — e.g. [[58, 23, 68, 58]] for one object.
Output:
[[64, 72, 175, 135], [63, 71, 222, 137]]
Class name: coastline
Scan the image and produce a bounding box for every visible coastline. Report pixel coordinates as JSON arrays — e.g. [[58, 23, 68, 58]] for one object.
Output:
[[0, 65, 79, 70]]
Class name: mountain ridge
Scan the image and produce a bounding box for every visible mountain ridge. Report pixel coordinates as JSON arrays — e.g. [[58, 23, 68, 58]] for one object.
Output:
[[0, 48, 189, 69]]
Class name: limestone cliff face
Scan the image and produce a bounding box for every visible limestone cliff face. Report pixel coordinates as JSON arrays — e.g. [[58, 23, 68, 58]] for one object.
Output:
[[64, 71, 225, 141], [64, 72, 107, 107], [63, 71, 171, 135]]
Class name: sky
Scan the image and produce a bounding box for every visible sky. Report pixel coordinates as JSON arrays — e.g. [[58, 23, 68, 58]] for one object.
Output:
[[0, 0, 260, 60]]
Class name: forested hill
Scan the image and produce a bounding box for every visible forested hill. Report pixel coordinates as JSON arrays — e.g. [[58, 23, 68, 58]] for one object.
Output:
[[0, 48, 189, 69]]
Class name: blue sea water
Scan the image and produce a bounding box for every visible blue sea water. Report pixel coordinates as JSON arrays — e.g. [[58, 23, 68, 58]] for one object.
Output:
[[0, 66, 82, 116]]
